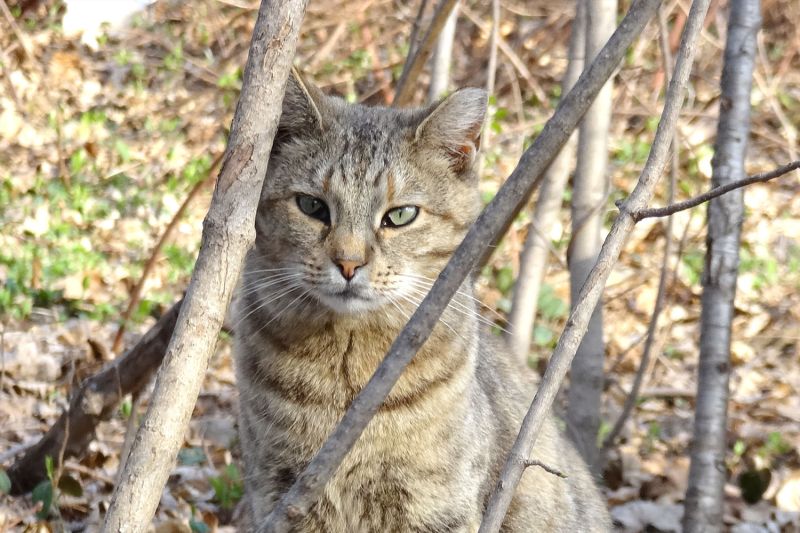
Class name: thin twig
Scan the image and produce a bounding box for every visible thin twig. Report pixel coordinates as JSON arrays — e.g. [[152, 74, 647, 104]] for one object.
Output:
[[632, 160, 800, 220], [407, 0, 430, 61], [480, 0, 710, 529], [110, 152, 222, 354], [261, 1, 662, 530], [461, 5, 549, 107], [603, 4, 678, 450], [523, 459, 567, 479], [0, 0, 36, 63], [394, 0, 459, 107]]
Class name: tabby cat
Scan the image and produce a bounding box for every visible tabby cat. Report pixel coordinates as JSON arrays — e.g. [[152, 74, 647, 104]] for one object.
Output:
[[234, 71, 611, 532]]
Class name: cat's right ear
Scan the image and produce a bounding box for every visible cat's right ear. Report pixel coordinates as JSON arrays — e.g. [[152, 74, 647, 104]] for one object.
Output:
[[276, 68, 327, 141], [414, 87, 487, 175]]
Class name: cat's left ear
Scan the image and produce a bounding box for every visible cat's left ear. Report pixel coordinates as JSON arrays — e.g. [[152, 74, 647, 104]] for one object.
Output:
[[414, 88, 487, 174]]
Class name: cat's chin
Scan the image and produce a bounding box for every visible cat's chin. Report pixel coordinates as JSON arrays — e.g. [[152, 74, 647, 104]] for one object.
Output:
[[317, 292, 382, 315]]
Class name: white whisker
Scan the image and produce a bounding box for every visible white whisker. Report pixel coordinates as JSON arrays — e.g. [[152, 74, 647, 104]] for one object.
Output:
[[399, 274, 510, 327], [234, 282, 305, 330]]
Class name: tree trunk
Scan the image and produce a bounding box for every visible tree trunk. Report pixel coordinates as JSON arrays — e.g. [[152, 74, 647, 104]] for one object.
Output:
[[101, 1, 308, 531], [508, 0, 586, 364], [683, 1, 760, 530], [428, 0, 459, 103], [566, 0, 617, 474]]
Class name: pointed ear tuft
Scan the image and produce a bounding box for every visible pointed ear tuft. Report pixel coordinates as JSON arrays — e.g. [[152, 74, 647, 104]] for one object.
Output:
[[277, 68, 327, 142], [414, 88, 487, 173]]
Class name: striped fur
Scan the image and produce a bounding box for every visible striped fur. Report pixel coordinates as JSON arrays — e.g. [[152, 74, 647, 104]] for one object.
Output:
[[234, 73, 611, 532]]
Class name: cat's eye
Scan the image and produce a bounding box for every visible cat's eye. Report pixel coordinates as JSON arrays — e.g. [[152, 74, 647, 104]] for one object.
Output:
[[296, 195, 330, 224], [382, 206, 419, 228]]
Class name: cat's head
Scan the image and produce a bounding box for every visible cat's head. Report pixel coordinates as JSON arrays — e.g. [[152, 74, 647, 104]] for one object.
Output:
[[251, 71, 487, 316]]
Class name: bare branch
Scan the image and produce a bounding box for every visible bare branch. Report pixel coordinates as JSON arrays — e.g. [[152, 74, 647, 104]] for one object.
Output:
[[101, 1, 308, 530], [260, 1, 662, 531], [428, 1, 459, 102], [479, 0, 712, 529], [460, 5, 549, 107], [406, 0, 430, 61], [602, 2, 679, 451], [7, 301, 182, 495], [633, 160, 800, 220], [111, 153, 222, 354], [394, 0, 459, 107]]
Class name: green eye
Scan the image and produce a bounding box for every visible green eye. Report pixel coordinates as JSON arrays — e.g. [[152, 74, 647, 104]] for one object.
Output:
[[382, 206, 419, 228], [296, 195, 330, 224]]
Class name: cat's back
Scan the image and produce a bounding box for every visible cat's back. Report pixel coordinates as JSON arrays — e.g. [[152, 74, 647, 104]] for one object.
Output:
[[473, 332, 612, 531]]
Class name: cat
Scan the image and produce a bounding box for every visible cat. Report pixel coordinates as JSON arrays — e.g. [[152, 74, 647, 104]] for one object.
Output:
[[233, 71, 612, 532]]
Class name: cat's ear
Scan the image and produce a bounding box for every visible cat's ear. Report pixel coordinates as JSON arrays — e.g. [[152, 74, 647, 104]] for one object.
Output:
[[414, 88, 487, 173], [277, 68, 328, 139]]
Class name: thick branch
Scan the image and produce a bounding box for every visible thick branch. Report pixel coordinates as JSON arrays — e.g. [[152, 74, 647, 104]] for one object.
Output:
[[261, 1, 662, 531], [101, 1, 308, 531], [479, 0, 711, 529], [634, 160, 799, 220], [6, 301, 182, 494]]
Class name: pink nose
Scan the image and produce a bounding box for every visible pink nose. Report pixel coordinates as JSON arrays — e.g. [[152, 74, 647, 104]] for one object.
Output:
[[336, 260, 364, 281]]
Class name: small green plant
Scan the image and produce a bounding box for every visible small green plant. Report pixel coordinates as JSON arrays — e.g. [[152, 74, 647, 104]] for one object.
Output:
[[758, 431, 793, 460], [537, 284, 568, 320], [119, 398, 133, 419], [32, 456, 56, 519], [210, 464, 244, 510]]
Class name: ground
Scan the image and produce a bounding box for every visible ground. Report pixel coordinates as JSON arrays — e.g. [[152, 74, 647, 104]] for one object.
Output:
[[0, 0, 799, 531]]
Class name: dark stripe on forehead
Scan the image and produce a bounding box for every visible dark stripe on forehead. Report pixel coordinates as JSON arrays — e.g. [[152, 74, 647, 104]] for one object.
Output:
[[322, 163, 334, 193]]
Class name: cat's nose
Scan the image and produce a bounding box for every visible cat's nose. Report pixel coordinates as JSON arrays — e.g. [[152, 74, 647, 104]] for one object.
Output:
[[336, 259, 365, 281]]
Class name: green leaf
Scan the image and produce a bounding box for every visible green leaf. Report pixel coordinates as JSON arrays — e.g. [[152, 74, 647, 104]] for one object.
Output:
[[532, 324, 555, 347], [58, 474, 83, 497], [32, 480, 54, 519], [0, 469, 11, 494], [45, 455, 54, 481], [495, 266, 514, 296]]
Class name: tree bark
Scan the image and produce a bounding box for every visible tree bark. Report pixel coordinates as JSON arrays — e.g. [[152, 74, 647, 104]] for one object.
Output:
[[101, 2, 308, 531], [479, 0, 711, 528], [566, 0, 617, 474], [428, 0, 459, 103], [683, 1, 760, 530], [508, 0, 586, 364], [260, 1, 663, 530]]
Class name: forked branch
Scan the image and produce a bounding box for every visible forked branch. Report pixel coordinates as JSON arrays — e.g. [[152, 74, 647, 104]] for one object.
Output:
[[632, 159, 800, 220]]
